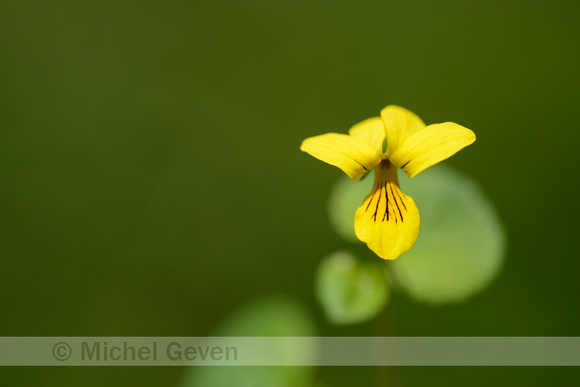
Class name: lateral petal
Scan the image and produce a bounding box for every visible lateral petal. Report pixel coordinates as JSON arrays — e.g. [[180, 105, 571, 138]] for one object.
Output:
[[354, 163, 420, 260], [381, 105, 426, 158], [389, 122, 476, 178], [300, 133, 382, 180], [348, 117, 386, 156]]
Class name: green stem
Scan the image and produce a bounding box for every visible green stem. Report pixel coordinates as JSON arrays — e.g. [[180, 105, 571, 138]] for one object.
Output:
[[372, 276, 401, 387]]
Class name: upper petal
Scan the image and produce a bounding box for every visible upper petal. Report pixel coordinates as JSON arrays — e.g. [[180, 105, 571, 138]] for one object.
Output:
[[381, 105, 426, 158], [388, 122, 476, 178], [300, 133, 382, 180], [348, 117, 386, 156]]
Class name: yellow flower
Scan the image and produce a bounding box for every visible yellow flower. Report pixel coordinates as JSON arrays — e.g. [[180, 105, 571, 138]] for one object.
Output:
[[301, 105, 476, 260]]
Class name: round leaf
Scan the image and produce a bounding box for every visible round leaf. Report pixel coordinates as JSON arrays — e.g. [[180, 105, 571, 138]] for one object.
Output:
[[326, 164, 505, 305], [316, 251, 390, 324], [327, 176, 372, 242], [390, 165, 506, 305], [180, 295, 317, 387]]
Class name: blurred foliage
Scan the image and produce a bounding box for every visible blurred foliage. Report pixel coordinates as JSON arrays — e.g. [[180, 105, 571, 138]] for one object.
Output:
[[316, 251, 389, 324], [390, 166, 505, 305], [327, 164, 504, 311], [179, 296, 317, 387], [327, 176, 366, 243]]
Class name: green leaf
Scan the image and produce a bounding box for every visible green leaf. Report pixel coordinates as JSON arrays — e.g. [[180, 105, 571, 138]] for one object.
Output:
[[326, 164, 505, 305], [389, 165, 506, 305], [179, 295, 317, 387], [327, 176, 372, 242], [316, 251, 390, 324]]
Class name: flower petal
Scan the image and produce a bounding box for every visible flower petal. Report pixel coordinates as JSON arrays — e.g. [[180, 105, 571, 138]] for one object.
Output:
[[381, 105, 426, 158], [301, 133, 382, 180], [354, 164, 420, 260], [348, 117, 386, 156], [388, 122, 476, 178]]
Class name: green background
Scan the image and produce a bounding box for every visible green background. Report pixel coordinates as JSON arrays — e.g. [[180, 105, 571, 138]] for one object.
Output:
[[1, 0, 578, 385]]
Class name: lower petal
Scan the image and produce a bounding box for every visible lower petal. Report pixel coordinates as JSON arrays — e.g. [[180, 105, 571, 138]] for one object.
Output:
[[354, 162, 420, 260]]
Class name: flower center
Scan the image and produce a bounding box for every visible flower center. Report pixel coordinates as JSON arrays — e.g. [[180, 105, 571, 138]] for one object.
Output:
[[363, 161, 407, 224], [377, 159, 396, 175]]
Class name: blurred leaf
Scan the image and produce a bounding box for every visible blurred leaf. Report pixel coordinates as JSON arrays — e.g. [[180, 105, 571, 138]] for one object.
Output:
[[327, 177, 372, 242], [326, 165, 505, 305], [179, 295, 317, 387], [316, 251, 390, 324], [390, 165, 506, 305]]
